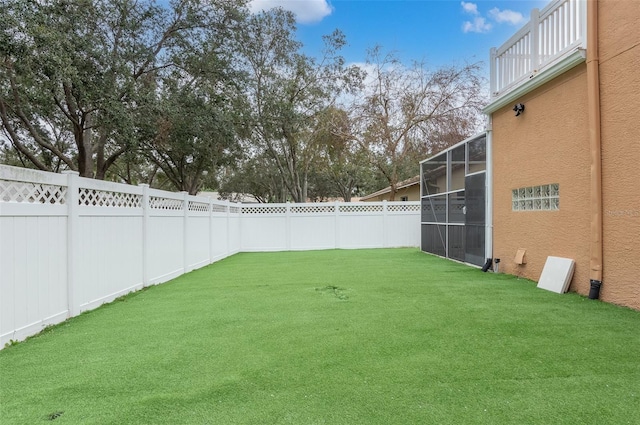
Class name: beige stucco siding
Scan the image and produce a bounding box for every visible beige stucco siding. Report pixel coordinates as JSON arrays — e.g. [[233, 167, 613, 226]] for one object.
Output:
[[488, 0, 640, 309], [364, 184, 421, 202], [598, 0, 640, 309], [492, 64, 591, 295]]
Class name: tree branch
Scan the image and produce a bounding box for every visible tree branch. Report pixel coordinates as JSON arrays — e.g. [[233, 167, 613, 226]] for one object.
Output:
[[0, 98, 49, 171], [7, 76, 77, 170]]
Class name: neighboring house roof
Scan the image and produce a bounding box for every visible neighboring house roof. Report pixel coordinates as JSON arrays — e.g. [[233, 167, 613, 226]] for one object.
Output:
[[360, 175, 420, 201]]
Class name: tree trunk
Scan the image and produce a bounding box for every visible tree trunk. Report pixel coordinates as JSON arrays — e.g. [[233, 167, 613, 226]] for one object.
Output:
[[77, 114, 94, 178], [302, 172, 308, 203], [388, 184, 397, 201]]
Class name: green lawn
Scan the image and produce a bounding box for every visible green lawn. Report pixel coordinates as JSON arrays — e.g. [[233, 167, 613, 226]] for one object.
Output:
[[1, 249, 639, 424]]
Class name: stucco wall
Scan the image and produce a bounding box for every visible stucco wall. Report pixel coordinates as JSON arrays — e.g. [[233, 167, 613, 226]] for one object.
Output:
[[491, 0, 640, 310], [492, 64, 592, 295], [598, 0, 640, 309]]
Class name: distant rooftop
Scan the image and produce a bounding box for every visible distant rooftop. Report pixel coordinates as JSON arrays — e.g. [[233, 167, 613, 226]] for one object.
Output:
[[360, 175, 420, 201]]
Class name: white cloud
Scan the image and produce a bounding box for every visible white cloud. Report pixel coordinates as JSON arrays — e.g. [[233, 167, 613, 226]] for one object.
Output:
[[461, 2, 479, 15], [488, 8, 525, 25], [460, 3, 526, 33], [462, 17, 492, 34], [248, 0, 333, 24]]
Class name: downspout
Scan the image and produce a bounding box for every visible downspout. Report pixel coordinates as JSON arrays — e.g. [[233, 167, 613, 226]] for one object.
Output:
[[586, 0, 603, 299], [485, 119, 493, 271]]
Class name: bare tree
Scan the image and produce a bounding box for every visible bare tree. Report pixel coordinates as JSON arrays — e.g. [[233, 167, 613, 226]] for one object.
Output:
[[344, 47, 485, 200]]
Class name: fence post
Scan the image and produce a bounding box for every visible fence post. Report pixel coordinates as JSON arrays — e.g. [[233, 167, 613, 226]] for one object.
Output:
[[235, 201, 241, 253], [139, 184, 150, 286], [382, 200, 388, 248], [63, 171, 80, 317], [285, 202, 291, 250], [225, 201, 231, 257], [208, 197, 214, 264], [182, 192, 189, 273], [530, 8, 540, 72], [334, 201, 340, 249], [236, 202, 242, 253]]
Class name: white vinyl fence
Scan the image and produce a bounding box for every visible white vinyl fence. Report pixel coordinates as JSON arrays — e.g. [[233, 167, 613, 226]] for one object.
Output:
[[0, 165, 420, 347]]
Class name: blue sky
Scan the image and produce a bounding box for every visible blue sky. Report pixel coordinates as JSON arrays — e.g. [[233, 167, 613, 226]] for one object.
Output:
[[249, 0, 551, 70]]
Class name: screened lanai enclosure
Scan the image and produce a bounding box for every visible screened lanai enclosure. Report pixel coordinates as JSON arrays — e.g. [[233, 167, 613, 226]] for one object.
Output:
[[420, 134, 488, 266]]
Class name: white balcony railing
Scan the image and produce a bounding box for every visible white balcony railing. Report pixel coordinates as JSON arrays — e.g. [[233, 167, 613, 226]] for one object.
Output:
[[490, 0, 587, 99]]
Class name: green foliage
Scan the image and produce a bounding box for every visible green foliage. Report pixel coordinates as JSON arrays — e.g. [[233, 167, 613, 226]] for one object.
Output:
[[1, 249, 640, 424], [0, 0, 247, 186], [310, 106, 381, 200], [3, 339, 18, 349], [138, 78, 241, 194], [2, 1, 485, 198], [218, 153, 289, 203], [235, 9, 365, 202]]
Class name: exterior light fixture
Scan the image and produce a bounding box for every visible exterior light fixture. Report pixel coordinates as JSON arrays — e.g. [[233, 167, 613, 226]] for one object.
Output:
[[513, 103, 525, 116]]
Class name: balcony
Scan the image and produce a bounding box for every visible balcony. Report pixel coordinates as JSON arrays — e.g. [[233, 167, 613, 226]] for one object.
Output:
[[488, 0, 587, 108]]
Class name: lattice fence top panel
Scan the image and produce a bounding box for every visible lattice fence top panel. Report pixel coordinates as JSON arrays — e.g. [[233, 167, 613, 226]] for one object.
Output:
[[150, 196, 184, 210], [339, 204, 383, 213], [79, 188, 142, 208], [241, 205, 287, 214], [388, 204, 420, 212], [212, 204, 228, 213], [188, 201, 209, 212], [291, 205, 335, 214], [0, 180, 67, 204]]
